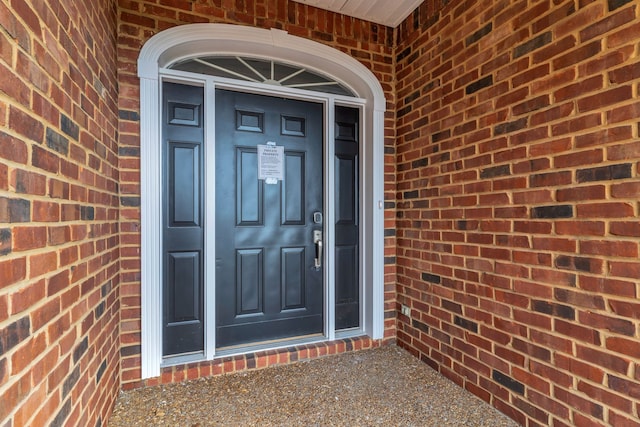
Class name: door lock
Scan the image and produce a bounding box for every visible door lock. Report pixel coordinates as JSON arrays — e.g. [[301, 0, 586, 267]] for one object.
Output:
[[313, 230, 323, 269], [313, 211, 323, 224]]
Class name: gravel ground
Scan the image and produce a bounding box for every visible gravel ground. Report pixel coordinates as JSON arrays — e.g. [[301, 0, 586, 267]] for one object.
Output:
[[109, 346, 520, 426]]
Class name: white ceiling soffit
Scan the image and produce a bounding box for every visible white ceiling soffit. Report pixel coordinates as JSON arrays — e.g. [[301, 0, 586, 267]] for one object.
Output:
[[293, 0, 424, 28]]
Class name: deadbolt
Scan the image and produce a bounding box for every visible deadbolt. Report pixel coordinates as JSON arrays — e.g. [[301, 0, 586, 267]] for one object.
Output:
[[313, 211, 323, 224]]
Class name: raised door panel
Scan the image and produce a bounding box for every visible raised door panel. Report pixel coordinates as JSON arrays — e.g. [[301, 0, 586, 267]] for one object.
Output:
[[335, 245, 358, 302], [281, 151, 305, 225], [236, 148, 264, 226], [167, 252, 201, 322], [281, 247, 306, 310], [336, 154, 357, 225], [169, 143, 200, 227], [236, 249, 264, 315]]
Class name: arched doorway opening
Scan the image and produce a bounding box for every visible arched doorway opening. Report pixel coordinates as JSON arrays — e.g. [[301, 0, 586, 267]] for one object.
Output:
[[137, 24, 385, 378]]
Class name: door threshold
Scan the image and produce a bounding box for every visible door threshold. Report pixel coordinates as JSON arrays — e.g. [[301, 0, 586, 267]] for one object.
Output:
[[161, 350, 205, 368], [215, 333, 326, 359], [335, 327, 363, 339], [160, 331, 368, 370]]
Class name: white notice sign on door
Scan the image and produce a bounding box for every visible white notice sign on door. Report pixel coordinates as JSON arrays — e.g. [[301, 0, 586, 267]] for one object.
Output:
[[258, 143, 284, 184]]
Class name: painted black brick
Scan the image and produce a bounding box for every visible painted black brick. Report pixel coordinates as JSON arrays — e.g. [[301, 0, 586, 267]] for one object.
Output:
[[62, 365, 80, 398], [15, 170, 33, 194], [421, 353, 438, 370], [514, 32, 552, 58], [404, 90, 420, 104], [422, 79, 438, 93], [120, 345, 141, 357], [532, 300, 576, 320], [466, 23, 492, 46], [456, 220, 478, 230], [531, 205, 574, 219], [412, 319, 430, 333], [397, 46, 412, 61], [81, 206, 95, 221], [246, 354, 256, 369], [384, 256, 396, 265], [555, 304, 577, 320], [403, 190, 419, 199], [532, 300, 553, 315], [555, 255, 593, 272], [480, 164, 510, 179], [96, 360, 107, 383], [494, 118, 528, 135], [101, 280, 112, 298], [60, 114, 79, 140], [120, 196, 141, 207], [95, 301, 105, 318], [50, 399, 71, 427], [4, 198, 30, 223], [0, 316, 30, 354], [608, 0, 633, 11], [466, 75, 493, 95], [398, 105, 412, 117], [0, 228, 11, 255], [397, 162, 410, 173], [576, 163, 632, 183], [493, 370, 525, 395], [73, 337, 89, 363], [422, 272, 441, 284], [384, 201, 395, 209], [118, 147, 140, 157], [412, 158, 428, 168], [432, 129, 451, 143], [288, 348, 298, 361], [46, 127, 69, 155], [454, 315, 479, 333], [344, 338, 353, 351]]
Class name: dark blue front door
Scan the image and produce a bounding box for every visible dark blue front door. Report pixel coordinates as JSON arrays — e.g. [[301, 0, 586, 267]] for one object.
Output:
[[215, 89, 324, 348]]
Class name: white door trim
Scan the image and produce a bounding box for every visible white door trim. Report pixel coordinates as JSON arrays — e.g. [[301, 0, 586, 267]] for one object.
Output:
[[138, 23, 386, 379]]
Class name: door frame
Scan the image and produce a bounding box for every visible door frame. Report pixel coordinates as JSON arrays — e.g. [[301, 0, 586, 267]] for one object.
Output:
[[138, 24, 386, 379]]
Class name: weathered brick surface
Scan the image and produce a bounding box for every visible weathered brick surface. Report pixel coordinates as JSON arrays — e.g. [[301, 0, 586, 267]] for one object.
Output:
[[5, 0, 640, 425], [0, 0, 120, 426], [396, 0, 640, 425]]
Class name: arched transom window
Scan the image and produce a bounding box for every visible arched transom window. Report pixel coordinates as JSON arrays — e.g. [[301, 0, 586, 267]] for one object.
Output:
[[170, 56, 355, 96]]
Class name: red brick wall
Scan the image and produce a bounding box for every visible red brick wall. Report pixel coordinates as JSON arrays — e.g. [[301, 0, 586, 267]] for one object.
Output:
[[395, 0, 640, 425], [117, 0, 398, 388], [0, 0, 120, 426]]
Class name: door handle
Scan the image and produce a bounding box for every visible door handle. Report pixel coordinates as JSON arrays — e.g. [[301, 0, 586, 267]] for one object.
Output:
[[313, 230, 323, 269]]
